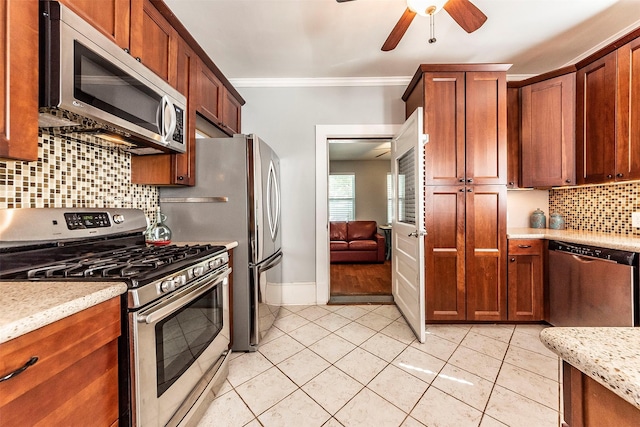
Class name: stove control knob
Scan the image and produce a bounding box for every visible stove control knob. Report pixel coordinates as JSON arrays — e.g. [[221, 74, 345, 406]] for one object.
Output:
[[161, 279, 175, 293], [113, 214, 125, 224], [208, 258, 221, 269], [174, 274, 187, 288], [192, 266, 205, 277]]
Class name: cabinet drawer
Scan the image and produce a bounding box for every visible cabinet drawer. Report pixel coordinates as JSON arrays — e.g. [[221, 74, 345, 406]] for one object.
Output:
[[0, 298, 120, 424], [508, 239, 543, 255]]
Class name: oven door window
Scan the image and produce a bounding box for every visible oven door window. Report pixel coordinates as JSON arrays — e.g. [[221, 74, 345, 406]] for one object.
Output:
[[155, 282, 223, 397]]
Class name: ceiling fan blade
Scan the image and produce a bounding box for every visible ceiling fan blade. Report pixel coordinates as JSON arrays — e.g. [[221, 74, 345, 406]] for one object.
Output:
[[443, 0, 487, 33], [336, 0, 356, 2], [381, 8, 417, 51]]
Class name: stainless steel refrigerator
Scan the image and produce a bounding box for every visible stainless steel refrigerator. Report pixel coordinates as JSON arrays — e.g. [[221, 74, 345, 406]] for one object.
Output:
[[159, 134, 282, 352]]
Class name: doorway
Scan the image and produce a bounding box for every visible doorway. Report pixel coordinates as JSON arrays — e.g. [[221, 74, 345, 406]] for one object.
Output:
[[328, 138, 392, 304], [314, 124, 401, 306]]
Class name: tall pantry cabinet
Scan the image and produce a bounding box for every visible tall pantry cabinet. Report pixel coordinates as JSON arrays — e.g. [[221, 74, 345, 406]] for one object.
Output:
[[403, 64, 509, 322]]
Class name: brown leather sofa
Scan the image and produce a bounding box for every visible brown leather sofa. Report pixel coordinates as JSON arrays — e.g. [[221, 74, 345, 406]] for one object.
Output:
[[330, 221, 385, 263]]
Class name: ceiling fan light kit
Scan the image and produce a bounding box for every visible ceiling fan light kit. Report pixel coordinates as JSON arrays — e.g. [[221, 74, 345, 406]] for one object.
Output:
[[337, 0, 487, 51], [407, 0, 447, 16]]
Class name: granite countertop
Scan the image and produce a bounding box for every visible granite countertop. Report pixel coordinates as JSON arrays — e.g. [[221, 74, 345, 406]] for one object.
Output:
[[0, 281, 127, 344], [507, 227, 640, 252], [540, 327, 640, 409]]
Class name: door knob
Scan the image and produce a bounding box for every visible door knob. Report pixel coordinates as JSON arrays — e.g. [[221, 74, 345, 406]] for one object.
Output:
[[408, 230, 427, 238]]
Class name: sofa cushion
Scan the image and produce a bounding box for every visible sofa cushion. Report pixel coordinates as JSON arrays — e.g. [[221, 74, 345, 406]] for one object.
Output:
[[330, 241, 348, 251], [349, 240, 378, 251], [348, 221, 377, 240], [330, 222, 348, 241]]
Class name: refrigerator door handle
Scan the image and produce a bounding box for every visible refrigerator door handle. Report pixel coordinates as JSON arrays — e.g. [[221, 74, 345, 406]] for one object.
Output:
[[267, 161, 280, 242], [252, 250, 283, 273]]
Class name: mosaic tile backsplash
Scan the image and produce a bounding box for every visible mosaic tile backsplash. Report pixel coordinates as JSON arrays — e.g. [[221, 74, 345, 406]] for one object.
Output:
[[0, 131, 158, 220], [549, 182, 640, 236]]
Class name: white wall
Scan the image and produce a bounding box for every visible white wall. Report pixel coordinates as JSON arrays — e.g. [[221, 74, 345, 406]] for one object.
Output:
[[330, 160, 391, 227], [238, 85, 406, 299], [506, 189, 550, 227]]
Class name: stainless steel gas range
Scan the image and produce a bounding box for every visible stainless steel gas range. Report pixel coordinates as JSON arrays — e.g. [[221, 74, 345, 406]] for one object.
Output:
[[0, 208, 231, 427]]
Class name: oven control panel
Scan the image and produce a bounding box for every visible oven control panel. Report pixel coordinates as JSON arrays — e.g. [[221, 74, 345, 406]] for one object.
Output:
[[64, 212, 112, 230]]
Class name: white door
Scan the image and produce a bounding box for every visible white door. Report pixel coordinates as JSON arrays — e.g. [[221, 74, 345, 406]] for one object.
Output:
[[391, 108, 427, 343]]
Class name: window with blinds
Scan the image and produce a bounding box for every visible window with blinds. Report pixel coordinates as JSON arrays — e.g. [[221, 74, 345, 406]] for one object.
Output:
[[397, 148, 415, 225], [329, 174, 355, 221]]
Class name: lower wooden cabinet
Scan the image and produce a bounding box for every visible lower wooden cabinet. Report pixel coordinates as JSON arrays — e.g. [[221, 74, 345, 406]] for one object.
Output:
[[507, 238, 544, 321], [0, 298, 120, 426], [425, 185, 507, 322], [562, 361, 640, 426]]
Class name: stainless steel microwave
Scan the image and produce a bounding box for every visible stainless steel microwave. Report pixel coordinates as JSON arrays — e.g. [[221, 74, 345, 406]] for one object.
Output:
[[39, 1, 186, 155]]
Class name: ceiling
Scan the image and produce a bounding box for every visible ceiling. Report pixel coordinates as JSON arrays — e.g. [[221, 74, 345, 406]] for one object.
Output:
[[164, 0, 640, 82]]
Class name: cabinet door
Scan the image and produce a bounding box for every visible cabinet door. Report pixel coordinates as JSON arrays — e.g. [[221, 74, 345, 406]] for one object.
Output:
[[425, 186, 466, 321], [616, 37, 640, 181], [58, 0, 130, 49], [195, 58, 224, 126], [466, 72, 507, 185], [131, 37, 195, 186], [576, 51, 617, 184], [506, 87, 520, 189], [465, 185, 507, 321], [521, 73, 576, 187], [423, 72, 466, 186], [507, 239, 543, 321], [0, 0, 38, 161], [222, 87, 242, 135], [130, 0, 177, 84]]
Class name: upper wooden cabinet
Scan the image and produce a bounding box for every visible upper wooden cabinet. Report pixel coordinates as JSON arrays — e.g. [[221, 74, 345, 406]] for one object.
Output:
[[0, 0, 39, 162], [577, 37, 640, 184], [506, 86, 520, 189], [195, 57, 242, 135], [58, 0, 130, 49], [521, 73, 576, 187], [130, 0, 178, 85], [403, 65, 508, 186], [615, 37, 640, 182]]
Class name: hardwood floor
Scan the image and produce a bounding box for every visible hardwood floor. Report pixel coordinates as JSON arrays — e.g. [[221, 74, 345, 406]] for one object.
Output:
[[330, 261, 392, 296]]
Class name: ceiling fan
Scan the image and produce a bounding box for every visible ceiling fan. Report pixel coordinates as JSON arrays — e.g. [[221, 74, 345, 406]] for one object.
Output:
[[337, 0, 487, 51]]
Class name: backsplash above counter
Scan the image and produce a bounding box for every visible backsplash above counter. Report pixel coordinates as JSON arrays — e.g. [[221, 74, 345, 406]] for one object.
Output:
[[550, 182, 640, 236], [0, 131, 159, 219]]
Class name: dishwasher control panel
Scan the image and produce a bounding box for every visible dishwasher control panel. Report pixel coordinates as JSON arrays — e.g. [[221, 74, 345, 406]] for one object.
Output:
[[549, 240, 636, 265]]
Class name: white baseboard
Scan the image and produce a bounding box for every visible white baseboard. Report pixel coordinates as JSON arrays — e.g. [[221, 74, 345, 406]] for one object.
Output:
[[266, 282, 323, 306]]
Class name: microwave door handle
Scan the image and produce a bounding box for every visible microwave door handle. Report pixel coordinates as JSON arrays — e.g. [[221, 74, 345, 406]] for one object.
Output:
[[163, 95, 177, 143]]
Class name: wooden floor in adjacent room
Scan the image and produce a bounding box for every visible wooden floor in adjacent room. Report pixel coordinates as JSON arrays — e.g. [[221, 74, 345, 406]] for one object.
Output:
[[330, 260, 391, 296]]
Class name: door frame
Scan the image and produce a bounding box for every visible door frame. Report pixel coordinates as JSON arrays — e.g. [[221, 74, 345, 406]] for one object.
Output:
[[315, 124, 401, 304]]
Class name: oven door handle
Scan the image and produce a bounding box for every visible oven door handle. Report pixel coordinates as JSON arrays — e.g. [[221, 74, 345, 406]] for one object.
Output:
[[138, 269, 229, 325]]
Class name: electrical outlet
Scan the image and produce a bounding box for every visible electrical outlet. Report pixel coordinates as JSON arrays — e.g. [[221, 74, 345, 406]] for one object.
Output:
[[632, 212, 640, 228]]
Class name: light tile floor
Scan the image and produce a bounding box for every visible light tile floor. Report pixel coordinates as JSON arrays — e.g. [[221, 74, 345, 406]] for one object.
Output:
[[197, 304, 561, 427]]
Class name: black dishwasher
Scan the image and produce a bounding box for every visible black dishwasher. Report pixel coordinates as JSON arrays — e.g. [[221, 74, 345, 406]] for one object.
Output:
[[548, 241, 638, 327]]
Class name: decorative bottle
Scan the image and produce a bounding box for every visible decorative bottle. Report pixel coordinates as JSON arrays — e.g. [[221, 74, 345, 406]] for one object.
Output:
[[146, 208, 172, 245]]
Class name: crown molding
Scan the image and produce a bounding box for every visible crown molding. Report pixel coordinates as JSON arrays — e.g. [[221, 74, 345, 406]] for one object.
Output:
[[228, 76, 413, 88]]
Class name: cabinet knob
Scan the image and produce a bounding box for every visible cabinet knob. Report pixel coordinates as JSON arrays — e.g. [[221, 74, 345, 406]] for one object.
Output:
[[467, 188, 473, 193], [565, 179, 571, 184], [135, 57, 141, 62], [459, 178, 465, 183], [467, 178, 473, 183], [607, 174, 613, 179], [459, 188, 465, 192], [510, 258, 516, 262], [123, 47, 130, 54], [508, 181, 515, 186], [617, 173, 624, 178], [177, 176, 184, 181]]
